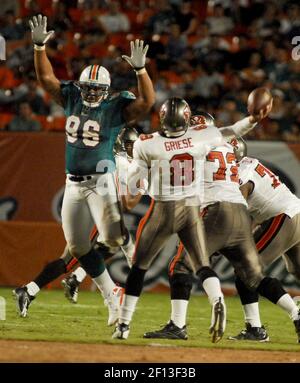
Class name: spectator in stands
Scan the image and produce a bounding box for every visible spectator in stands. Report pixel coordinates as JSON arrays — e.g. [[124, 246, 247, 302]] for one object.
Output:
[[0, 10, 25, 40], [175, 1, 197, 35], [206, 4, 234, 36], [146, 1, 176, 34], [98, 1, 130, 34], [50, 2, 72, 34], [192, 64, 224, 100], [6, 102, 41, 132], [165, 24, 187, 68], [24, 76, 49, 115], [241, 52, 266, 86], [0, 0, 19, 16], [6, 31, 33, 73]]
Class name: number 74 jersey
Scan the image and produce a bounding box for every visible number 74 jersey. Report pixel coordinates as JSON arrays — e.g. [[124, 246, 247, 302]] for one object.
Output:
[[238, 156, 300, 223]]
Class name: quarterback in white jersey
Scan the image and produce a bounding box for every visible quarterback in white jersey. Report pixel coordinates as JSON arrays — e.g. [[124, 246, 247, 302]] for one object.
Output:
[[230, 154, 300, 342]]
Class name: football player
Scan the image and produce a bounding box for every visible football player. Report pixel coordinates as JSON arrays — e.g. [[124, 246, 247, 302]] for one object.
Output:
[[61, 127, 146, 304], [112, 96, 269, 343], [24, 15, 155, 316], [142, 112, 300, 344], [13, 128, 145, 325], [228, 144, 300, 341]]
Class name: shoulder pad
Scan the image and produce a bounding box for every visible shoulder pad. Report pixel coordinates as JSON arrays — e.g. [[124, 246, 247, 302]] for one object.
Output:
[[120, 91, 136, 100]]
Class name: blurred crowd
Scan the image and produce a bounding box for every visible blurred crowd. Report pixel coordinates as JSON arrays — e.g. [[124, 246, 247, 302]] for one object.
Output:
[[0, 0, 300, 141]]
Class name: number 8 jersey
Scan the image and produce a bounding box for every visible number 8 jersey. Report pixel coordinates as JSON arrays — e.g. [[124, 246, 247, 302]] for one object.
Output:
[[131, 125, 224, 201], [61, 81, 135, 175], [239, 156, 300, 223]]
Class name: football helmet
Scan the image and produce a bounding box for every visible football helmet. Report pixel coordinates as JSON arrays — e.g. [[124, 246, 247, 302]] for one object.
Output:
[[77, 65, 111, 107], [229, 137, 247, 162], [190, 111, 215, 127], [159, 97, 191, 138], [114, 127, 140, 158]]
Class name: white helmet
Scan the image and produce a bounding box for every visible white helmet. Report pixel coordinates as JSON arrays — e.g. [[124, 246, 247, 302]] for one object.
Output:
[[78, 65, 111, 107]]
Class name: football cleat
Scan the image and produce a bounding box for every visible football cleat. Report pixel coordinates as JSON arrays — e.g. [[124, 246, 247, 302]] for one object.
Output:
[[293, 312, 300, 344], [112, 322, 130, 339], [13, 287, 35, 318], [143, 320, 188, 340], [106, 286, 124, 326], [228, 323, 269, 342], [61, 274, 80, 304], [209, 297, 226, 343]]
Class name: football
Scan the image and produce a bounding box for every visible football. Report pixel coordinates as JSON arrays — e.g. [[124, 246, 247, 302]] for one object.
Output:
[[247, 87, 273, 115]]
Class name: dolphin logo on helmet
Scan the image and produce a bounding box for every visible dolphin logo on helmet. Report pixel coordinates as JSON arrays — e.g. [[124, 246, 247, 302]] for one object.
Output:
[[77, 65, 111, 107]]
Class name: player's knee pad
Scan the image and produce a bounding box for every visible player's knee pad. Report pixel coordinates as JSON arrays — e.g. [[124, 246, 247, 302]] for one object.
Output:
[[257, 276, 287, 304], [196, 266, 218, 284], [169, 273, 193, 301]]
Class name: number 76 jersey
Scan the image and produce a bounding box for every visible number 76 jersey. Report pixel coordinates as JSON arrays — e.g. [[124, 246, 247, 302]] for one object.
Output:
[[131, 125, 224, 201], [238, 156, 300, 223]]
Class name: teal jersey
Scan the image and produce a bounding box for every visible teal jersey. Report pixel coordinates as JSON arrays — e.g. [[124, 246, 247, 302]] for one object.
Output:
[[61, 81, 135, 175]]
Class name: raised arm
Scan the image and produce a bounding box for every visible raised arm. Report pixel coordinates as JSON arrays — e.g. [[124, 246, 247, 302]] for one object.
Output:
[[29, 15, 64, 106], [219, 99, 273, 139], [122, 40, 155, 123]]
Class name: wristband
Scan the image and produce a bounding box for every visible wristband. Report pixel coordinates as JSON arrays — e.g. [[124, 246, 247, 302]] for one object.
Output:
[[135, 68, 146, 75], [34, 44, 46, 51]]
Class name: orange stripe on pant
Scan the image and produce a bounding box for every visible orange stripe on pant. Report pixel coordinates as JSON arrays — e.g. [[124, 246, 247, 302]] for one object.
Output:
[[89, 225, 98, 242], [169, 242, 184, 276], [256, 213, 285, 252], [66, 257, 79, 273], [132, 199, 155, 264]]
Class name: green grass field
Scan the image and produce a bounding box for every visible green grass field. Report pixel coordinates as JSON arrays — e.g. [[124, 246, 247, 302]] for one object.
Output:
[[0, 287, 299, 352]]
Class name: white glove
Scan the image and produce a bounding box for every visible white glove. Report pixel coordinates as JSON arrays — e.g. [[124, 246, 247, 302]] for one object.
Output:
[[122, 39, 149, 70], [29, 14, 54, 46]]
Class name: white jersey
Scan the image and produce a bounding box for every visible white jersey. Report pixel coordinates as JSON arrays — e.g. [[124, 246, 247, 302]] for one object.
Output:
[[115, 152, 131, 188], [239, 156, 300, 223], [203, 143, 247, 208], [130, 126, 224, 201]]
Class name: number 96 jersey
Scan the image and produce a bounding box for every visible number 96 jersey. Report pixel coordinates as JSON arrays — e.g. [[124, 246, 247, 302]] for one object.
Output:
[[61, 81, 135, 175]]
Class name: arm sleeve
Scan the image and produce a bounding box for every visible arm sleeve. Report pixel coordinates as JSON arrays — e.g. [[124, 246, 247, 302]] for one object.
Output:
[[219, 117, 257, 139]]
